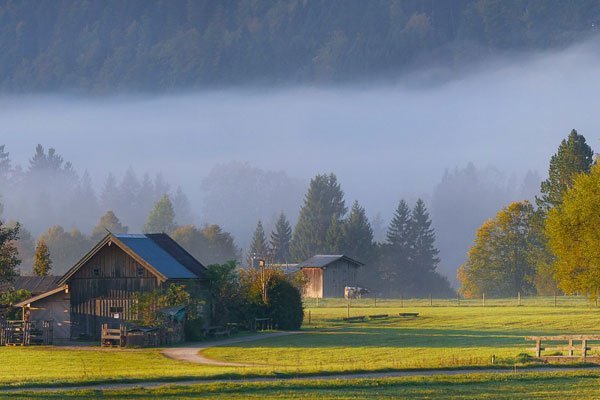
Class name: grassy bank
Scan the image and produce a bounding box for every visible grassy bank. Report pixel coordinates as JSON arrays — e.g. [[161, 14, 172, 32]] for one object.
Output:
[[4, 371, 600, 399]]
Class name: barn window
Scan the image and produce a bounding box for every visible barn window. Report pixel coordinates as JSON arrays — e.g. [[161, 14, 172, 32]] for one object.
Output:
[[136, 266, 144, 277], [110, 306, 124, 319], [93, 268, 100, 277]]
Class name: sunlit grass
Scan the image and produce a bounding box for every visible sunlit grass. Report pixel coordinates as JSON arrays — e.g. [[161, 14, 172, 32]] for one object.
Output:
[[2, 297, 600, 389], [6, 371, 600, 399]]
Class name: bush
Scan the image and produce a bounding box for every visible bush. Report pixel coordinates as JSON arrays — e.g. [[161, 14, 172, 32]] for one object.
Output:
[[267, 276, 303, 330]]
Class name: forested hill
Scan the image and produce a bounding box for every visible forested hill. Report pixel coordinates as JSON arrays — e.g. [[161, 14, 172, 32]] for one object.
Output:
[[2, 0, 600, 92]]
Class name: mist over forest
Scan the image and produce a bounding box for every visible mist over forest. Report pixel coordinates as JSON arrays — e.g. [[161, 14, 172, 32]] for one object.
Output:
[[2, 2, 600, 286]]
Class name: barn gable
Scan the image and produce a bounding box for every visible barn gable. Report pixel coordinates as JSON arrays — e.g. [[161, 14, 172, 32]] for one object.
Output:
[[59, 233, 207, 285]]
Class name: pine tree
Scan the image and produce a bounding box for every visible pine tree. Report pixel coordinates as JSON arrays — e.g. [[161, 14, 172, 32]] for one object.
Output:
[[410, 199, 440, 276], [341, 200, 374, 260], [172, 187, 193, 225], [380, 200, 413, 289], [537, 129, 594, 211], [290, 173, 346, 261], [325, 214, 344, 253], [33, 240, 52, 277], [247, 220, 269, 267], [91, 211, 128, 242], [0, 145, 11, 184], [143, 195, 176, 233], [0, 220, 20, 284], [270, 212, 292, 263], [100, 173, 119, 212]]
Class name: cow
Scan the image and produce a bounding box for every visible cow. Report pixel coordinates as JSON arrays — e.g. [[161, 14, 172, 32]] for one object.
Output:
[[344, 286, 369, 300]]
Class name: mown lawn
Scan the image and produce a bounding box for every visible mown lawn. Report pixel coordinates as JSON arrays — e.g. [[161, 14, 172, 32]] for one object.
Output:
[[5, 372, 600, 399], [2, 298, 600, 389], [204, 302, 600, 372]]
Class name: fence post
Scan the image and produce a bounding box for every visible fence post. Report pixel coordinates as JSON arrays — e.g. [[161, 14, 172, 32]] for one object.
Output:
[[554, 292, 557, 307], [400, 295, 403, 308], [518, 292, 521, 306], [374, 296, 377, 308], [482, 293, 485, 307], [429, 294, 432, 307]]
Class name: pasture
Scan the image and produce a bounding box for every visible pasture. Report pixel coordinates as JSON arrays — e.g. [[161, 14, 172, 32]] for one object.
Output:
[[2, 297, 600, 395]]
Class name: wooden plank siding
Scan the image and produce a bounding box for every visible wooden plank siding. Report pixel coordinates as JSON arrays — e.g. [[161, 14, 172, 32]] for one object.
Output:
[[302, 260, 359, 299], [322, 259, 359, 298], [302, 268, 323, 298], [69, 243, 161, 339]]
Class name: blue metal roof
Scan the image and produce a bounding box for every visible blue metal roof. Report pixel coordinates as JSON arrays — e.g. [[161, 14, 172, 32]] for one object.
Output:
[[115, 234, 198, 279]]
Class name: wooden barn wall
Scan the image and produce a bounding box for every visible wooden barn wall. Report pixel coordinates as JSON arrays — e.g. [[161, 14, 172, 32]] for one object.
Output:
[[322, 260, 359, 298], [301, 268, 323, 298], [29, 290, 71, 341], [69, 243, 160, 339]]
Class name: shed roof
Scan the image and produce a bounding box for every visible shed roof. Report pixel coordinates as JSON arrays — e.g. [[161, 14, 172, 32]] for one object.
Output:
[[296, 255, 364, 269], [0, 276, 61, 294]]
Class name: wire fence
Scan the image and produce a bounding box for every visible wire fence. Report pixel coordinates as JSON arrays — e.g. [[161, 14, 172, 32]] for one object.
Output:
[[302, 295, 600, 309]]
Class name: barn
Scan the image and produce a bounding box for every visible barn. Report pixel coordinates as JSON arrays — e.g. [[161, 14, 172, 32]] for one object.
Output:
[[15, 233, 209, 341], [298, 255, 364, 298]]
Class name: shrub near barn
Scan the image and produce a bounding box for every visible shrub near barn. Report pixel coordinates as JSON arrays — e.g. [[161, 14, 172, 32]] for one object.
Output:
[[208, 262, 303, 331]]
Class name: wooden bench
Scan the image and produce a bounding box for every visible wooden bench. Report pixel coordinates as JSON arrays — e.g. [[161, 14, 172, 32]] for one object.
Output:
[[399, 313, 419, 317], [525, 335, 600, 359], [343, 316, 366, 322], [203, 326, 231, 338], [369, 314, 389, 319]]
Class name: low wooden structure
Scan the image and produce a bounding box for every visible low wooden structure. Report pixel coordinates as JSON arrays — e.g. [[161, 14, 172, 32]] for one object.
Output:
[[0, 320, 53, 346], [399, 312, 419, 317], [525, 335, 600, 359], [101, 323, 126, 347]]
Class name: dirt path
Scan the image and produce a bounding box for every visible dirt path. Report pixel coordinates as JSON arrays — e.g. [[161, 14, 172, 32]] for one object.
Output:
[[161, 331, 301, 366], [1, 366, 599, 394]]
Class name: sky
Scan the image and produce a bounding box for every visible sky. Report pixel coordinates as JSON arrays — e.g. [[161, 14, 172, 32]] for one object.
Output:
[[1, 36, 600, 281]]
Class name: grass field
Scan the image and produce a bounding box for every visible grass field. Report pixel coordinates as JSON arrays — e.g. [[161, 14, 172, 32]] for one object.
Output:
[[5, 372, 600, 399], [205, 299, 600, 372], [1, 297, 600, 392]]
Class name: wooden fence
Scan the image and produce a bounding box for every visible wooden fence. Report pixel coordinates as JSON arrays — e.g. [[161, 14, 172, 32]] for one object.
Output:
[[525, 335, 600, 359]]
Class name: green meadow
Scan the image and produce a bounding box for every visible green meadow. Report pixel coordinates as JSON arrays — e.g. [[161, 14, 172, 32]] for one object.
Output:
[[1, 297, 600, 391], [5, 372, 600, 399]]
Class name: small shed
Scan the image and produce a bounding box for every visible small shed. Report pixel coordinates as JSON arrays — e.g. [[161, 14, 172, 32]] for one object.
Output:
[[297, 255, 364, 298]]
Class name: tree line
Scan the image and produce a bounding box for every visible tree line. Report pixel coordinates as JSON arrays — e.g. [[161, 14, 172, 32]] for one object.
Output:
[[246, 173, 454, 297], [459, 129, 600, 299], [0, 1, 599, 92]]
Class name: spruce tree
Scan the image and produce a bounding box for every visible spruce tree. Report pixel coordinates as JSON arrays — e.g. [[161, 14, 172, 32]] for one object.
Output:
[[91, 211, 128, 241], [247, 220, 269, 267], [537, 129, 594, 211], [33, 240, 52, 277], [290, 173, 346, 261], [381, 200, 413, 289], [270, 212, 292, 263], [325, 214, 343, 254], [0, 145, 11, 184], [143, 195, 176, 233], [341, 200, 374, 260], [0, 220, 20, 284], [410, 199, 440, 276]]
